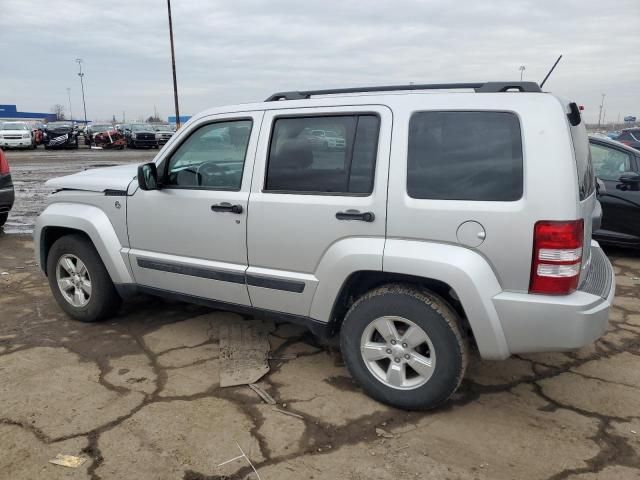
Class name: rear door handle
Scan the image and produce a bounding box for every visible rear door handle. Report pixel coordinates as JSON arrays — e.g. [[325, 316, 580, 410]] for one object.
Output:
[[335, 210, 375, 222], [211, 202, 243, 214]]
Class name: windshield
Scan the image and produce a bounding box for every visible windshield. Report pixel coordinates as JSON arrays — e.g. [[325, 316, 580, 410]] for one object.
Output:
[[1, 123, 29, 130], [47, 122, 72, 129], [131, 124, 153, 132]]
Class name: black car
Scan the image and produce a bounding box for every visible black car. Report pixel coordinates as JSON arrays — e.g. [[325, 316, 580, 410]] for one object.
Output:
[[124, 123, 158, 149], [43, 122, 80, 149], [0, 148, 15, 228], [589, 135, 640, 248], [616, 128, 640, 150]]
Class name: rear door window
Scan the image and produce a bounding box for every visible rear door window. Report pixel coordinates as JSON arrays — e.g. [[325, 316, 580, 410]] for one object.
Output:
[[407, 111, 523, 201], [265, 115, 380, 194]]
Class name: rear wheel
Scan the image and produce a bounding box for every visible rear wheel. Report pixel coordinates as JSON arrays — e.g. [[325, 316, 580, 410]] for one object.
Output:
[[340, 284, 468, 410], [0, 213, 8, 227], [46, 235, 121, 322]]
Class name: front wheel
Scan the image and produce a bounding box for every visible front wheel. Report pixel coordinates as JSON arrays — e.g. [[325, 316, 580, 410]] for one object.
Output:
[[0, 212, 8, 227], [46, 234, 121, 322], [340, 284, 468, 410]]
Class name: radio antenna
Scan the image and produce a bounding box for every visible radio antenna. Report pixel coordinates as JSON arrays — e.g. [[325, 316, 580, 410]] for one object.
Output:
[[540, 55, 563, 88]]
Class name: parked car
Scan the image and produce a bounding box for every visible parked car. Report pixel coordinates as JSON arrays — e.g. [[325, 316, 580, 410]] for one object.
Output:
[[615, 128, 640, 150], [125, 123, 158, 149], [42, 122, 79, 149], [35, 81, 614, 410], [0, 121, 36, 149], [84, 123, 116, 145], [304, 129, 346, 150], [93, 127, 126, 150], [589, 135, 640, 248], [28, 122, 44, 147], [0, 148, 14, 228], [606, 131, 621, 140], [153, 124, 174, 145]]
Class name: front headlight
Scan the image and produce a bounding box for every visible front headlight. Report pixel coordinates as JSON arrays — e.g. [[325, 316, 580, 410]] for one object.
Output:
[[23, 133, 31, 139]]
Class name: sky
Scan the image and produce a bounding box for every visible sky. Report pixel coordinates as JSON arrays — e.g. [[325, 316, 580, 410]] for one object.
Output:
[[1, 0, 638, 124]]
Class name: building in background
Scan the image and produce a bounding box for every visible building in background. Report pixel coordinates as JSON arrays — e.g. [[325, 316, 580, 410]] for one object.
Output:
[[0, 104, 57, 122], [168, 115, 191, 125]]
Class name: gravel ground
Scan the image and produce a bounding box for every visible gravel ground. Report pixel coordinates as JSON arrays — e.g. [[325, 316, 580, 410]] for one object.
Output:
[[0, 148, 639, 480], [2, 146, 155, 234]]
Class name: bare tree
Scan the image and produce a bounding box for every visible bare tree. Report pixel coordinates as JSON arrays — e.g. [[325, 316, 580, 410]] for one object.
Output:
[[51, 104, 66, 120]]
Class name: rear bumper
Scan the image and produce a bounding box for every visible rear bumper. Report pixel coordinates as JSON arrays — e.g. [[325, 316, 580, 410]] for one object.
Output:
[[0, 186, 15, 213], [493, 243, 615, 355]]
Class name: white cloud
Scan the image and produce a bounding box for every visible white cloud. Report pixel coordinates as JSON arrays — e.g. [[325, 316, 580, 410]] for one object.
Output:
[[1, 0, 638, 123]]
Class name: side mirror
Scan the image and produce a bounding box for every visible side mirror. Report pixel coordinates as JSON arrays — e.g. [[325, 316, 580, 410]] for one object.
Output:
[[138, 162, 158, 191], [618, 172, 640, 190]]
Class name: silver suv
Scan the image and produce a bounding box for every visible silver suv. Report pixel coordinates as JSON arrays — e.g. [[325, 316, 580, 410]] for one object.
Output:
[[34, 82, 615, 410]]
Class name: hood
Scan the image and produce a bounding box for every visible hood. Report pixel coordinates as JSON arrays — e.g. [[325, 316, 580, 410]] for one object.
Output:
[[46, 163, 139, 193], [1, 129, 30, 135]]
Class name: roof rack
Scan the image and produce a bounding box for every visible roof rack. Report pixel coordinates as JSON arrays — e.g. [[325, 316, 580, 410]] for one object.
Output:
[[265, 81, 542, 101]]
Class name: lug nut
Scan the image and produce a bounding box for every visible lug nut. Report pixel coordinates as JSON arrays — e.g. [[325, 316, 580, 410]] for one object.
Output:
[[402, 343, 408, 348], [390, 340, 396, 345], [394, 357, 401, 363], [386, 348, 392, 354], [404, 354, 410, 360]]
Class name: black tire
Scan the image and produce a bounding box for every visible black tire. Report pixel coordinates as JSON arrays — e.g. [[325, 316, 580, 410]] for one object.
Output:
[[340, 284, 468, 410], [46, 234, 121, 322], [0, 212, 7, 228]]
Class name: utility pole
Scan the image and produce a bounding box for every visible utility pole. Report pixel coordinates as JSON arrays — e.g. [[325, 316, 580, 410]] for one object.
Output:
[[76, 59, 88, 126], [66, 88, 73, 122], [597, 93, 606, 128], [519, 65, 526, 81], [167, 0, 181, 129]]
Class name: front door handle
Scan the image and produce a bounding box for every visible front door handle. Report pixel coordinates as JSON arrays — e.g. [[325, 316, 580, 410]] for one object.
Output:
[[335, 210, 375, 222], [211, 202, 243, 214]]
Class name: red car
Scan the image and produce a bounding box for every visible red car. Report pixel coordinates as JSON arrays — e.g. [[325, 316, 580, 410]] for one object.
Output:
[[0, 148, 15, 228]]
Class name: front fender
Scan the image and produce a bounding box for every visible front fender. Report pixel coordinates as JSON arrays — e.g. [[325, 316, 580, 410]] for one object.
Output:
[[383, 239, 509, 360], [34, 203, 134, 285]]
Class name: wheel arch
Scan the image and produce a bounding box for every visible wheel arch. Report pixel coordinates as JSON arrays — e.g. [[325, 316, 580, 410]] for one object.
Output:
[[324, 240, 511, 360], [328, 271, 467, 336], [35, 203, 134, 285]]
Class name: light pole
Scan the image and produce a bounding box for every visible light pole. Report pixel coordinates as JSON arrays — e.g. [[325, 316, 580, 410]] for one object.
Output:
[[66, 88, 73, 122], [598, 93, 606, 128], [519, 65, 526, 81], [167, 0, 181, 129], [76, 59, 88, 126]]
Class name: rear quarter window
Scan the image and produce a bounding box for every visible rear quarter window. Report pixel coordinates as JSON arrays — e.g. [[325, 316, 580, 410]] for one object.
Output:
[[569, 124, 595, 200], [407, 111, 523, 201]]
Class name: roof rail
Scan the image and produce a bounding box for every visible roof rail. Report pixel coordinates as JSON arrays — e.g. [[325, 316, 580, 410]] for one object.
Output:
[[265, 81, 542, 101]]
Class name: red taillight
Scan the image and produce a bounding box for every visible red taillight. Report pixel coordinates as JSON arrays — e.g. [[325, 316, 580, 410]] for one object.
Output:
[[529, 220, 584, 295], [0, 149, 9, 175]]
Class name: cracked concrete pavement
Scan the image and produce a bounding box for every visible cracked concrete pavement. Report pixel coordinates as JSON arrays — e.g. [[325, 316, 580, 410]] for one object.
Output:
[[1, 235, 640, 478]]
